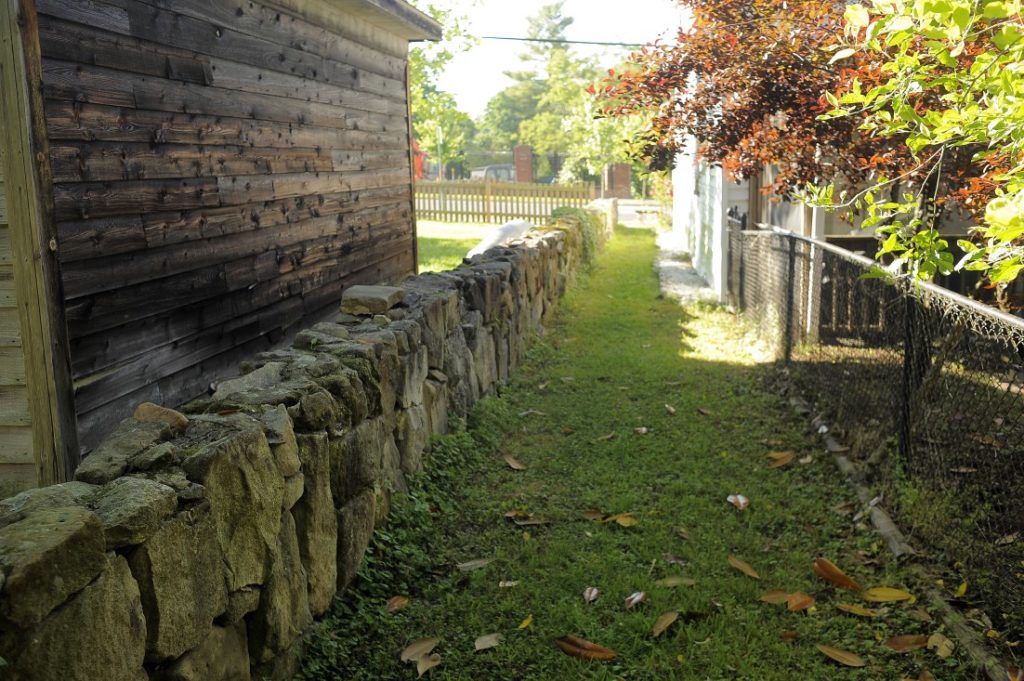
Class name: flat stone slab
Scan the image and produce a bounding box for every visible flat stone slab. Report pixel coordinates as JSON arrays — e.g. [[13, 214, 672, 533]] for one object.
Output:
[[340, 285, 404, 315]]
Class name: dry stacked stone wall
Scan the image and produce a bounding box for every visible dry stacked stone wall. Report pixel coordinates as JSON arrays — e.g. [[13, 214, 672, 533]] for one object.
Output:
[[0, 218, 605, 681]]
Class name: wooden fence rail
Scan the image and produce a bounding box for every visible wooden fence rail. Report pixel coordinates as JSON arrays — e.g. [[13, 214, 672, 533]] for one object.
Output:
[[415, 180, 596, 224]]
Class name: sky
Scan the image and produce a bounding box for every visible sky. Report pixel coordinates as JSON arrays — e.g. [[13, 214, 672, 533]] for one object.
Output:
[[433, 0, 687, 118]]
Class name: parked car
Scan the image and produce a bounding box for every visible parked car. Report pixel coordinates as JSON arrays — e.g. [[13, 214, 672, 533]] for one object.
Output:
[[469, 164, 515, 182]]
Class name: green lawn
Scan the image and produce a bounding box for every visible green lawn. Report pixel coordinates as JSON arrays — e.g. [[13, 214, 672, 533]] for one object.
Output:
[[417, 220, 492, 273], [302, 228, 972, 680]]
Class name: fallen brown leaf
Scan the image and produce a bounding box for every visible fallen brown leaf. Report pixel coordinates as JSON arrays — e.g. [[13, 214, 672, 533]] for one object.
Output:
[[864, 586, 914, 602], [652, 611, 679, 637], [816, 643, 866, 667], [813, 558, 862, 591], [561, 426, 576, 435], [884, 634, 929, 653], [474, 633, 502, 651], [503, 454, 527, 471], [385, 596, 409, 613], [927, 632, 954, 658], [601, 512, 637, 527], [836, 603, 880, 617], [401, 638, 440, 663], [656, 576, 696, 588], [555, 634, 616, 661], [781, 630, 799, 642], [625, 591, 647, 609], [728, 555, 760, 579], [582, 509, 605, 520], [787, 592, 815, 612], [417, 653, 441, 677], [663, 553, 687, 567], [767, 451, 796, 469], [760, 590, 789, 605]]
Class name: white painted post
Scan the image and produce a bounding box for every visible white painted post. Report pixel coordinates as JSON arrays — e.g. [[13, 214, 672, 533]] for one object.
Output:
[[804, 206, 825, 344]]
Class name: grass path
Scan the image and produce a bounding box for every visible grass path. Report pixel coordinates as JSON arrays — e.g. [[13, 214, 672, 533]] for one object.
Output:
[[302, 228, 974, 680]]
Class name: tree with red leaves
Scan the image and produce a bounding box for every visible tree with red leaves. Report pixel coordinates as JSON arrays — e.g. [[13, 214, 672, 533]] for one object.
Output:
[[598, 0, 987, 281]]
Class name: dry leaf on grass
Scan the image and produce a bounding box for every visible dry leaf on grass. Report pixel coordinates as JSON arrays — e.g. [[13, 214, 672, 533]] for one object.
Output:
[[503, 455, 527, 471], [417, 653, 441, 677], [760, 590, 789, 605], [400, 638, 440, 663], [625, 591, 647, 609], [474, 633, 502, 651], [927, 633, 954, 658], [385, 596, 409, 613], [652, 611, 679, 637], [864, 586, 914, 602], [518, 614, 533, 629], [663, 553, 688, 567], [634, 427, 650, 435], [727, 494, 750, 511], [787, 592, 815, 612], [601, 512, 637, 527], [583, 587, 600, 602], [555, 634, 616, 661], [499, 580, 519, 588], [836, 603, 880, 617], [561, 426, 576, 435], [813, 558, 862, 591], [728, 555, 760, 579], [816, 643, 866, 667], [781, 630, 800, 642], [884, 634, 929, 652], [596, 433, 617, 442], [767, 451, 796, 469], [518, 409, 545, 418], [665, 404, 677, 415], [457, 558, 493, 573], [656, 576, 696, 588], [582, 509, 605, 520], [504, 510, 547, 527], [1007, 667, 1024, 681], [697, 407, 712, 416]]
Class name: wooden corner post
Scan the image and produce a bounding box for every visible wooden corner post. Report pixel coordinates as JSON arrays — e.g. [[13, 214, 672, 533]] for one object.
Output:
[[0, 0, 80, 484]]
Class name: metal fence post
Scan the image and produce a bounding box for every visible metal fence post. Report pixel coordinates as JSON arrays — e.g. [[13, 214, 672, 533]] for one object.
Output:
[[784, 235, 796, 363]]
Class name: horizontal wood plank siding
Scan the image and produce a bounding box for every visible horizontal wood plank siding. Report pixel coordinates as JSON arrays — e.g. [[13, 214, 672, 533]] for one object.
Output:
[[38, 0, 417, 448]]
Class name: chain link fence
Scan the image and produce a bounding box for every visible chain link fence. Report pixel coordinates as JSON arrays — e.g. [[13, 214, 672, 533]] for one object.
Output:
[[730, 224, 1024, 642]]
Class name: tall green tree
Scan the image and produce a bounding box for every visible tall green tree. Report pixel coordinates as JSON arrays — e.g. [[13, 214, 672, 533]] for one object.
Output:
[[408, 1, 478, 178]]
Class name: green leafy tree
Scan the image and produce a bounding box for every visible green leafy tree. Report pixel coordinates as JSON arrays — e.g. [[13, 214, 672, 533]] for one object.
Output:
[[824, 0, 1024, 285], [408, 1, 478, 177]]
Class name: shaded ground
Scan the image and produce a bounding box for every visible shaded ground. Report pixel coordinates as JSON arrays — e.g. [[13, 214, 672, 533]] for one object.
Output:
[[301, 228, 975, 680]]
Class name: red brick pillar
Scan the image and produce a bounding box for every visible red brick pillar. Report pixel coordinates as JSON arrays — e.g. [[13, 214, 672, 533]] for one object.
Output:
[[602, 163, 632, 198], [513, 145, 534, 184]]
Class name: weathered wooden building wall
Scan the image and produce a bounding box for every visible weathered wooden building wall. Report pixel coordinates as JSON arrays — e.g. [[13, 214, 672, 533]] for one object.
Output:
[[0, 147, 36, 495], [34, 0, 427, 449]]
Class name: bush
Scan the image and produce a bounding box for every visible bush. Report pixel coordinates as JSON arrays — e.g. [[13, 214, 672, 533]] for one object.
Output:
[[549, 206, 604, 266]]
